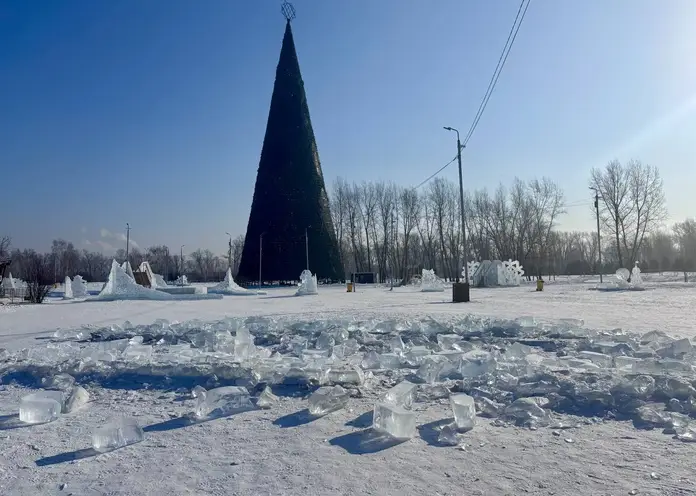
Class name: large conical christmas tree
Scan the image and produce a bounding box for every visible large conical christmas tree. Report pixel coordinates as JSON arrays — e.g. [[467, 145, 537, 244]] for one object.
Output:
[[237, 18, 343, 283]]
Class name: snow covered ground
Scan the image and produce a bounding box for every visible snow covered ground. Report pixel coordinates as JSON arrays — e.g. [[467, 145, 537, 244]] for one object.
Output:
[[1, 275, 696, 495]]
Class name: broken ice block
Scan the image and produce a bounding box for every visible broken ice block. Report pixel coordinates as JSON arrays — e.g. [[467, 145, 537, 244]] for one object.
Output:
[[192, 385, 207, 399], [437, 422, 461, 446], [195, 386, 253, 419], [450, 393, 476, 431], [19, 393, 61, 424], [256, 386, 278, 409], [372, 402, 416, 440], [42, 373, 76, 391], [505, 342, 534, 360], [234, 327, 253, 360], [308, 385, 349, 416], [326, 367, 364, 386], [417, 356, 449, 384], [656, 338, 693, 358], [503, 398, 550, 426], [381, 381, 417, 409], [92, 418, 145, 453], [576, 351, 613, 368], [378, 353, 402, 369], [122, 344, 153, 360], [315, 332, 336, 350], [66, 386, 90, 413], [361, 351, 381, 369]]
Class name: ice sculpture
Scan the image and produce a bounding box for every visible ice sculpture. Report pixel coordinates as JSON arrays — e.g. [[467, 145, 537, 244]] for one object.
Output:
[[615, 268, 631, 288], [209, 268, 264, 295], [296, 269, 318, 296], [464, 262, 480, 285], [175, 275, 188, 286], [1, 272, 16, 290], [95, 261, 172, 301], [137, 262, 168, 289], [71, 275, 89, 298], [503, 259, 524, 286], [420, 269, 445, 292], [632, 262, 643, 287], [63, 276, 73, 300], [468, 259, 524, 287], [121, 261, 135, 281]]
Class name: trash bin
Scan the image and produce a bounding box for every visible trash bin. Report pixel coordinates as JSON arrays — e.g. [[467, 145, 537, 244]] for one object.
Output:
[[536, 279, 544, 292], [346, 282, 353, 292]]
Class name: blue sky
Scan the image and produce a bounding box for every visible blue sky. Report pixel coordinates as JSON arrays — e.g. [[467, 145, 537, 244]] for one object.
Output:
[[2, 0, 695, 254]]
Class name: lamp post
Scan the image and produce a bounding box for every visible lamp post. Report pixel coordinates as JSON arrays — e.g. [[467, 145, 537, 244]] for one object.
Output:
[[225, 232, 232, 270], [443, 126, 470, 302], [589, 187, 603, 283], [180, 245, 185, 286], [125, 223, 131, 264], [259, 233, 265, 290]]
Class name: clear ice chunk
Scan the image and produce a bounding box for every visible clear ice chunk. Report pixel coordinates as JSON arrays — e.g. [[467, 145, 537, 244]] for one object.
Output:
[[195, 386, 253, 419], [505, 342, 534, 360], [234, 328, 253, 360], [42, 373, 76, 391], [256, 386, 278, 409], [576, 351, 613, 368], [92, 418, 145, 453], [122, 344, 153, 360], [315, 332, 336, 350], [437, 422, 461, 446], [19, 393, 61, 424], [66, 386, 90, 413], [417, 356, 449, 384], [326, 367, 364, 386], [381, 381, 417, 409], [503, 398, 550, 427], [361, 351, 381, 369], [372, 402, 416, 440], [191, 385, 207, 399], [450, 393, 476, 431], [308, 385, 350, 416]]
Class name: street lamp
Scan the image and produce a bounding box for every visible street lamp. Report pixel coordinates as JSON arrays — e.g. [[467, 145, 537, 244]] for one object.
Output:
[[589, 187, 603, 283], [225, 232, 232, 270], [180, 245, 185, 286], [444, 126, 470, 302], [305, 225, 311, 270]]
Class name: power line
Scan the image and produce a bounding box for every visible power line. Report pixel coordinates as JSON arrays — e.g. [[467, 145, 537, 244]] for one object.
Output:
[[462, 0, 531, 147], [413, 156, 458, 189], [411, 0, 531, 191]]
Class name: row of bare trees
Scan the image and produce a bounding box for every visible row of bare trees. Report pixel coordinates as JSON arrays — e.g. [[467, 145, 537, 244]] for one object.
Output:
[[331, 175, 566, 281], [3, 237, 247, 285], [2, 159, 688, 287]]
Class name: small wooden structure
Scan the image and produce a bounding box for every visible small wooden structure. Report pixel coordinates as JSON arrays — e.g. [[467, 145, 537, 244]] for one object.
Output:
[[133, 271, 152, 288]]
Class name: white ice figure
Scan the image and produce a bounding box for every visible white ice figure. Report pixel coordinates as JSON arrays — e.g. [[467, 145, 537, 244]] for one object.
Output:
[[95, 260, 172, 301], [71, 275, 89, 298], [464, 262, 480, 285], [420, 269, 445, 292], [209, 268, 264, 295], [63, 276, 73, 300], [615, 268, 631, 288], [1, 272, 16, 290], [296, 269, 318, 296], [502, 259, 524, 286], [121, 261, 135, 281], [631, 262, 643, 287], [175, 275, 188, 286]]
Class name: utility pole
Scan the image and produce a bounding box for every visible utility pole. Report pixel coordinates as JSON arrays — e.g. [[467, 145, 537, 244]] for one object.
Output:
[[180, 245, 185, 286], [125, 223, 131, 263], [589, 187, 603, 283], [390, 212, 395, 291], [444, 126, 470, 302], [225, 232, 233, 270], [259, 233, 265, 290], [305, 226, 310, 270]]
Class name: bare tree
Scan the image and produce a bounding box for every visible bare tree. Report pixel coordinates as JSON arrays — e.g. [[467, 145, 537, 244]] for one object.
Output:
[[0, 236, 10, 260], [590, 160, 666, 270], [398, 187, 420, 281], [674, 219, 696, 281], [24, 250, 52, 303]]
